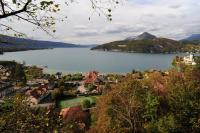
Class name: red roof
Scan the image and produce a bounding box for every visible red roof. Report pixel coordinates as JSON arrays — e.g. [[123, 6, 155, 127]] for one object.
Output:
[[84, 71, 99, 84]]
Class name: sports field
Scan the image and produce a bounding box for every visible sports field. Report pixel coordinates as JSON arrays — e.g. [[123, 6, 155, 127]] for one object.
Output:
[[58, 96, 97, 109]]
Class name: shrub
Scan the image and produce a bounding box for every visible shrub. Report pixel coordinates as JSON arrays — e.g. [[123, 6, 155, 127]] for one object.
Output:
[[85, 84, 96, 91], [90, 97, 97, 105], [81, 99, 91, 109]]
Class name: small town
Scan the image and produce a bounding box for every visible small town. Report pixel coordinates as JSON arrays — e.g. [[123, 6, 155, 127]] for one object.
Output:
[[0, 62, 123, 105], [0, 53, 200, 132], [0, 60, 126, 131]]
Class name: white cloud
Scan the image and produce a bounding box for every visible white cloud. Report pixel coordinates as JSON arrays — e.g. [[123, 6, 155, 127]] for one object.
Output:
[[2, 0, 200, 44]]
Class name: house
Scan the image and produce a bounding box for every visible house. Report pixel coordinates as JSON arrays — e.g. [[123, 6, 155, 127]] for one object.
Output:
[[84, 71, 106, 85], [77, 85, 87, 94], [0, 66, 11, 81], [84, 71, 98, 85], [94, 75, 107, 85], [78, 71, 107, 94], [0, 81, 14, 98], [183, 54, 197, 65], [64, 81, 80, 88], [26, 85, 49, 105], [27, 79, 49, 87]]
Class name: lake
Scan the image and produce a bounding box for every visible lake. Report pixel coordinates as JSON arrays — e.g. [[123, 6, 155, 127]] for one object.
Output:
[[0, 48, 185, 74]]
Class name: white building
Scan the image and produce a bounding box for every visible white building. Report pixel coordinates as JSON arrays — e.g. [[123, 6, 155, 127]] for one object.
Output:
[[183, 54, 197, 65]]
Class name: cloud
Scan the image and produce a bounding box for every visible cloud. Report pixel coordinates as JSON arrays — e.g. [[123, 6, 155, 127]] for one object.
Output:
[[102, 24, 146, 34], [4, 0, 200, 44], [72, 24, 99, 37], [168, 4, 182, 9], [73, 25, 88, 30], [73, 30, 99, 37]]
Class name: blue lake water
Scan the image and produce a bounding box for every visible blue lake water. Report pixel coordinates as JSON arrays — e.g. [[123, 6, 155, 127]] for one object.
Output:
[[0, 48, 185, 73]]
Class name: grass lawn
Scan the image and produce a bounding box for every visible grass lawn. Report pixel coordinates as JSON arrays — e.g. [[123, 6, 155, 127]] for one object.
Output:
[[58, 96, 98, 109]]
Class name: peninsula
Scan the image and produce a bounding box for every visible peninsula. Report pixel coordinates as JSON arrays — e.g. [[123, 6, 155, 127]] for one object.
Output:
[[91, 32, 200, 53]]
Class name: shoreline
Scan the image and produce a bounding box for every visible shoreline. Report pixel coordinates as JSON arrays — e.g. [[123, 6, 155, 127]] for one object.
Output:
[[43, 67, 129, 76], [91, 49, 200, 54], [0, 47, 91, 55]]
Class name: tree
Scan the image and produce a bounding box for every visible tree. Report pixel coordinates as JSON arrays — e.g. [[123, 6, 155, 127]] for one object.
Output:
[[89, 68, 200, 133], [144, 71, 167, 96], [51, 88, 62, 100], [102, 82, 112, 94], [85, 84, 96, 92], [0, 0, 120, 36], [81, 99, 91, 109], [132, 69, 137, 74], [14, 63, 26, 84], [166, 69, 200, 132], [143, 91, 159, 122], [145, 114, 177, 133], [0, 95, 64, 133], [58, 79, 65, 88], [195, 56, 200, 69], [90, 77, 145, 133]]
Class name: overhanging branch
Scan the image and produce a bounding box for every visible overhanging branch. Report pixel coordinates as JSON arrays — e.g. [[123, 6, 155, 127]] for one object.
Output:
[[0, 0, 6, 14], [0, 0, 31, 19]]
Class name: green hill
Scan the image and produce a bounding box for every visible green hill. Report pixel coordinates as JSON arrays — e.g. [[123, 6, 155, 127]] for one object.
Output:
[[91, 32, 200, 53], [0, 34, 88, 53]]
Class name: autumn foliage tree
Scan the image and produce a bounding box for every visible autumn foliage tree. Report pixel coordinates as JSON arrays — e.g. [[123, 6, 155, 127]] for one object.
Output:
[[89, 77, 146, 133], [90, 67, 200, 133], [0, 94, 64, 133]]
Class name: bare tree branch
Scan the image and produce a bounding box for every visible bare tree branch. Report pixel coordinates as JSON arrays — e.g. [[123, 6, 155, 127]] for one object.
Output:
[[0, 0, 121, 36], [0, 0, 6, 15], [0, 0, 31, 19]]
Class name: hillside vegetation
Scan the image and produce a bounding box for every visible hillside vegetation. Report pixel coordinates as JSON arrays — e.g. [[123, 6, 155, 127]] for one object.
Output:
[[0, 34, 83, 52], [92, 32, 200, 53], [89, 65, 200, 133]]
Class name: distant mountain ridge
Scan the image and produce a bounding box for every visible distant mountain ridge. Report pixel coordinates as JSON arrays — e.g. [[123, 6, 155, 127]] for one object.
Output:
[[0, 34, 87, 52], [181, 34, 200, 44], [92, 32, 200, 53], [183, 34, 200, 41]]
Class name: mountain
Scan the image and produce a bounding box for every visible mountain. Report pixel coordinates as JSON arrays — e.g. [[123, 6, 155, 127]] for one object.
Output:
[[127, 32, 157, 41], [0, 34, 86, 52], [91, 32, 200, 53], [183, 34, 200, 41], [181, 34, 200, 44], [125, 32, 157, 41]]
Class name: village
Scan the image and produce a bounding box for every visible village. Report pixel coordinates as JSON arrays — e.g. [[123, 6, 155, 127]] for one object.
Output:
[[0, 53, 199, 131], [0, 61, 126, 122]]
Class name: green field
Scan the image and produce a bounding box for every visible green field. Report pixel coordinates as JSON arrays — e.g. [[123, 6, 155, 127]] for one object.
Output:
[[58, 96, 97, 109]]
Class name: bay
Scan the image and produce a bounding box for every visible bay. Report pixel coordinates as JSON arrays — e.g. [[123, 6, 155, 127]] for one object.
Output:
[[0, 48, 184, 74]]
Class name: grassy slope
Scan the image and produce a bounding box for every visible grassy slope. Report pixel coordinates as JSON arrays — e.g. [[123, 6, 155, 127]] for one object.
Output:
[[58, 96, 97, 109]]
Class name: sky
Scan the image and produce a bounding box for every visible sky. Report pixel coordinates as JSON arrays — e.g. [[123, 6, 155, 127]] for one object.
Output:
[[3, 0, 200, 44]]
